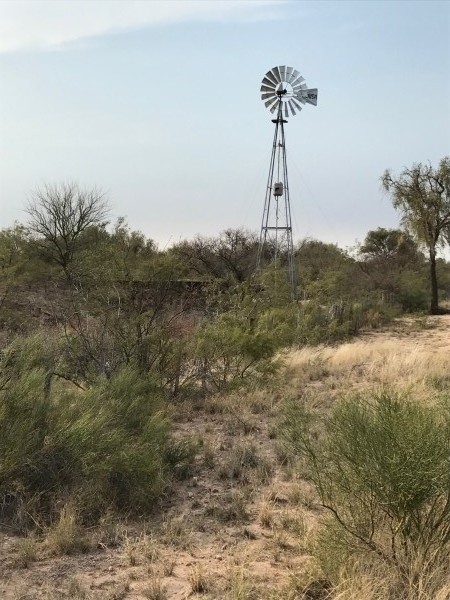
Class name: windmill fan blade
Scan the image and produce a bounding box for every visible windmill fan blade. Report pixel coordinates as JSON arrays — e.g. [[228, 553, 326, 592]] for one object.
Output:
[[288, 100, 297, 116], [284, 104, 290, 119], [291, 75, 305, 88], [279, 66, 287, 81], [304, 88, 318, 105], [293, 82, 307, 92], [288, 69, 300, 84], [261, 84, 276, 93], [271, 66, 282, 83], [269, 101, 279, 113], [265, 97, 278, 110], [263, 98, 278, 110], [291, 97, 303, 111], [285, 66, 294, 82], [262, 92, 277, 101], [292, 86, 303, 95], [264, 70, 278, 86], [262, 76, 277, 89], [261, 94, 278, 104]]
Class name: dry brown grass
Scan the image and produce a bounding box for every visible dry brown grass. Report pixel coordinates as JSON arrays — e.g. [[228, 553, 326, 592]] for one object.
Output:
[[13, 536, 38, 568], [160, 512, 192, 549], [259, 500, 275, 528], [122, 532, 159, 567], [287, 328, 450, 401], [188, 563, 211, 594], [45, 505, 89, 556], [142, 575, 167, 600], [225, 564, 255, 600], [329, 564, 450, 600]]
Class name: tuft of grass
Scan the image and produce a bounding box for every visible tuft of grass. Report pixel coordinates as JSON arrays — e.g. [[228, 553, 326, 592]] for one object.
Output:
[[160, 512, 191, 549], [65, 577, 91, 600], [254, 456, 273, 484], [122, 531, 159, 566], [259, 501, 274, 529], [142, 533, 159, 563], [219, 442, 261, 481], [226, 565, 255, 600], [46, 505, 89, 556], [271, 529, 292, 552], [279, 510, 307, 537], [13, 535, 38, 568], [162, 559, 176, 577], [427, 373, 450, 391], [188, 564, 210, 594], [123, 534, 139, 566], [292, 576, 333, 600], [142, 576, 167, 600], [95, 517, 125, 549], [225, 490, 251, 523], [201, 438, 216, 468], [225, 413, 258, 435], [107, 579, 131, 600], [286, 336, 450, 401], [206, 488, 251, 524], [318, 559, 450, 600]]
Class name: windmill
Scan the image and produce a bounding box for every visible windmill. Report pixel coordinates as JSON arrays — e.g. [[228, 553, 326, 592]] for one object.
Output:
[[256, 66, 318, 300]]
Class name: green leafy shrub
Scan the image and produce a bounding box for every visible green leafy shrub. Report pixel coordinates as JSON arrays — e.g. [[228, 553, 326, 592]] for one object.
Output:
[[280, 391, 450, 588], [192, 310, 278, 392], [398, 270, 429, 312], [0, 342, 194, 530]]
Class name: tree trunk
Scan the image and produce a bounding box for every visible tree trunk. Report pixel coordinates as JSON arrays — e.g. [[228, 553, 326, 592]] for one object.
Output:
[[429, 248, 439, 314]]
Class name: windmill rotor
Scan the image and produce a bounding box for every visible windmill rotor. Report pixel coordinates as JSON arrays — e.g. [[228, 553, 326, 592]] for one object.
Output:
[[260, 65, 318, 115]]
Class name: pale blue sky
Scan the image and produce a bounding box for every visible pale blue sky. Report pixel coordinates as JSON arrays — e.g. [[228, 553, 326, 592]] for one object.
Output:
[[0, 0, 449, 250]]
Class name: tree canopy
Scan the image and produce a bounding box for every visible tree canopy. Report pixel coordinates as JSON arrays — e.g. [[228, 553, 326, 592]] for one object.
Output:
[[382, 157, 450, 314]]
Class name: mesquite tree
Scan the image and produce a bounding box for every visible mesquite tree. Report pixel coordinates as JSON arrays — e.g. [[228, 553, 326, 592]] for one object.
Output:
[[382, 157, 450, 314], [26, 183, 110, 281]]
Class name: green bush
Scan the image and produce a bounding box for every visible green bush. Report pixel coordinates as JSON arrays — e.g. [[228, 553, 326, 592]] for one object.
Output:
[[60, 368, 172, 516], [0, 345, 194, 530], [295, 303, 351, 345], [192, 311, 279, 392], [398, 270, 429, 312], [280, 391, 450, 585]]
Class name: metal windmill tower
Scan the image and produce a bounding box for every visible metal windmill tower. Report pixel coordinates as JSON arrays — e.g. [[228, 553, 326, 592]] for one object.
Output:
[[256, 66, 318, 299]]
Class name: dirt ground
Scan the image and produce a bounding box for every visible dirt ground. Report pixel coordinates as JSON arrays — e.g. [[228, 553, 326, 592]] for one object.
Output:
[[1, 315, 449, 600]]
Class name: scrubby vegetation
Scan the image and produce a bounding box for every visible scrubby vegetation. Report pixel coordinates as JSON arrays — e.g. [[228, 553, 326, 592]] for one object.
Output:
[[280, 390, 450, 594], [0, 340, 194, 530], [1, 165, 450, 599]]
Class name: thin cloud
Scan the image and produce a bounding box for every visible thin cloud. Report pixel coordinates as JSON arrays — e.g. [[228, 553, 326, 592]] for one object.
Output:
[[0, 0, 285, 54]]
